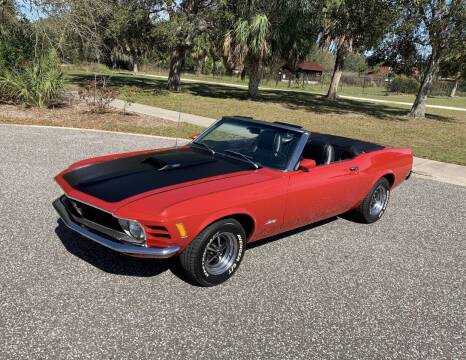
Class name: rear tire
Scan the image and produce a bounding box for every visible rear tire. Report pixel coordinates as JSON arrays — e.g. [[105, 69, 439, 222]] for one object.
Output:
[[353, 177, 390, 224], [179, 219, 246, 287]]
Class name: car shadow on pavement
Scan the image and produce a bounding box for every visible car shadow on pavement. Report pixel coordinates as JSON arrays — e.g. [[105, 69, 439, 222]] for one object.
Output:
[[56, 220, 200, 285], [55, 217, 339, 284], [55, 221, 171, 277]]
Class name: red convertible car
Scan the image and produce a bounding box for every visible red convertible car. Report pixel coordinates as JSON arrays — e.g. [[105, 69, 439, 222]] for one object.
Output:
[[53, 116, 413, 286]]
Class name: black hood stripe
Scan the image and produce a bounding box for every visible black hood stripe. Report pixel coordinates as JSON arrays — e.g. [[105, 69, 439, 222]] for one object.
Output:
[[64, 147, 250, 202]]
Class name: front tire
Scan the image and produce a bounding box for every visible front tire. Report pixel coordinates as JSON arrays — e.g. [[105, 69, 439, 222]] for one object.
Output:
[[179, 219, 246, 287], [353, 177, 390, 223]]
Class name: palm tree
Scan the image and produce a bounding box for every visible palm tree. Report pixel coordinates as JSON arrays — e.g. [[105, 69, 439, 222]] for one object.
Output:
[[224, 0, 322, 99], [225, 14, 271, 98]]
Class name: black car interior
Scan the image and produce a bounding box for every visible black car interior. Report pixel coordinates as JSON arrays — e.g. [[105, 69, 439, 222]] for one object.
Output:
[[198, 118, 385, 170], [302, 133, 385, 166], [250, 129, 297, 168]]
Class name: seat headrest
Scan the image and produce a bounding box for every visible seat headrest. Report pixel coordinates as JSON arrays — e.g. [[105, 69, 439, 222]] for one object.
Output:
[[257, 130, 281, 153], [321, 143, 335, 164], [306, 142, 335, 165]]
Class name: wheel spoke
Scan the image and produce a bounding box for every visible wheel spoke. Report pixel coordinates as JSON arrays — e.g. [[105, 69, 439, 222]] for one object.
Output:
[[203, 231, 240, 276], [206, 244, 218, 252], [217, 242, 227, 252], [206, 254, 219, 265], [369, 185, 387, 216]]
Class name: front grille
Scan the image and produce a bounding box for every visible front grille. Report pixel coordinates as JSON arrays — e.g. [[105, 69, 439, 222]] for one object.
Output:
[[63, 196, 122, 231]]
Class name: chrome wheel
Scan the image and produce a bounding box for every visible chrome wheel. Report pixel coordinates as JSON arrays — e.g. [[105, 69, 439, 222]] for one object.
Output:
[[203, 232, 239, 276], [369, 185, 388, 217]]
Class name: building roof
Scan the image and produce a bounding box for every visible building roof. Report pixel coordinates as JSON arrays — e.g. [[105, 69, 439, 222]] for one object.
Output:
[[296, 61, 324, 72], [367, 65, 390, 76], [282, 61, 324, 73]]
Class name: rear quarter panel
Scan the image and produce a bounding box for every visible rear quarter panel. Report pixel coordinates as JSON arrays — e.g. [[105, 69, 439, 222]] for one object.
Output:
[[347, 147, 412, 210], [365, 147, 413, 189]]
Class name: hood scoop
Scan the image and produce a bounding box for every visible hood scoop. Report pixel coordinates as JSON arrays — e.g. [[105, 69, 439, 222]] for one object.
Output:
[[142, 153, 215, 171]]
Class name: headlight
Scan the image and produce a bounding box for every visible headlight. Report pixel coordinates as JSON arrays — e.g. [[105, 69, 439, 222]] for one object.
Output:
[[118, 219, 146, 242]]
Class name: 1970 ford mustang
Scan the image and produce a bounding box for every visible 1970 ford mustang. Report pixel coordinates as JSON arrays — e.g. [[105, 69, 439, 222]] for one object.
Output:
[[53, 116, 413, 286]]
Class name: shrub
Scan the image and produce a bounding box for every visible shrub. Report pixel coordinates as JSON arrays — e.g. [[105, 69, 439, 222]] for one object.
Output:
[[0, 50, 64, 107], [389, 75, 420, 94], [80, 77, 118, 113]]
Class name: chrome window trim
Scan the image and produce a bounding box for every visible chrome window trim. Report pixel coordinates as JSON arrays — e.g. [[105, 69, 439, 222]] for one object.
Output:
[[194, 116, 310, 173]]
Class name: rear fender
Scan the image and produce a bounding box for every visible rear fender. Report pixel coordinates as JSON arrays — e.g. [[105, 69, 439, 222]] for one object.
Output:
[[368, 147, 413, 190], [370, 169, 395, 189]]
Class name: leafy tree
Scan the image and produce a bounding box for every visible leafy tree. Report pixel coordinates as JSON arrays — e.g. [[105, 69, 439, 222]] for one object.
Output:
[[343, 52, 367, 74], [274, 1, 322, 81], [375, 0, 466, 116], [307, 48, 335, 72], [367, 26, 423, 76], [0, 1, 35, 70], [105, 0, 156, 72], [440, 53, 465, 97], [320, 0, 400, 100], [0, 0, 17, 32], [405, 0, 466, 117], [0, 1, 64, 107], [439, 25, 466, 97], [150, 19, 177, 63], [165, 0, 223, 91], [30, 0, 114, 63]]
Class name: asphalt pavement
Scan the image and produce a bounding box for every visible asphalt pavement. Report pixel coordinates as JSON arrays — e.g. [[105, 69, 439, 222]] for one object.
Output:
[[1, 124, 465, 359]]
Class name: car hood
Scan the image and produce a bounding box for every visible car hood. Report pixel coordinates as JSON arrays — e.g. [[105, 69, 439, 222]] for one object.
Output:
[[59, 146, 253, 204]]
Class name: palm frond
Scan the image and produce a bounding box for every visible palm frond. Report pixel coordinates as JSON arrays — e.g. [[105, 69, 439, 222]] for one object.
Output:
[[0, 50, 64, 107]]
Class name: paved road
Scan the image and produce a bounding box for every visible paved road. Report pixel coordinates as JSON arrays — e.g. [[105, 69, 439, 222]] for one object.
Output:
[[1, 124, 465, 359]]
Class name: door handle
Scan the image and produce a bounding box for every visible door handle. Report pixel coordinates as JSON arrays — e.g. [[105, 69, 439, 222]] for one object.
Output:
[[349, 166, 359, 173]]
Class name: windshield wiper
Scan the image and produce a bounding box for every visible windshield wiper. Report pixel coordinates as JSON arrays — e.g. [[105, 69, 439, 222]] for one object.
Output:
[[224, 150, 260, 169], [192, 141, 215, 157]]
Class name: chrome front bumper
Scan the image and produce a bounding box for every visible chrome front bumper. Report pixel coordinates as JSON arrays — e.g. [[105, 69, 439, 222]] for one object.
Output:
[[53, 196, 180, 258]]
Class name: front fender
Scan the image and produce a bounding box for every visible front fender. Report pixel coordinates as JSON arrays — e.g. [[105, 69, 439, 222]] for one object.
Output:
[[195, 208, 257, 241]]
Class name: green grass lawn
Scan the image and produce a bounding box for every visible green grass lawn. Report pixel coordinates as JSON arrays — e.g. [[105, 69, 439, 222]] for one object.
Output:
[[67, 65, 466, 108], [66, 70, 466, 165], [105, 68, 466, 108]]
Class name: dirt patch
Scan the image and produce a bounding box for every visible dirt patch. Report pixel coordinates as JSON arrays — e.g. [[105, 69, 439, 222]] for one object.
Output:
[[0, 103, 177, 128], [0, 102, 202, 138]]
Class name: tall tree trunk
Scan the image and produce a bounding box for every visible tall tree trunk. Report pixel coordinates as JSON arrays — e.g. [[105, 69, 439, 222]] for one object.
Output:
[[326, 45, 345, 100], [240, 68, 246, 81], [409, 49, 440, 118], [133, 61, 139, 73], [248, 59, 261, 98], [167, 46, 186, 91], [449, 71, 461, 97], [222, 56, 234, 76]]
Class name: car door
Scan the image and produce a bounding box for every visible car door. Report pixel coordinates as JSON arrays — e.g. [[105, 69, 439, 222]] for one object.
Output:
[[283, 158, 370, 230]]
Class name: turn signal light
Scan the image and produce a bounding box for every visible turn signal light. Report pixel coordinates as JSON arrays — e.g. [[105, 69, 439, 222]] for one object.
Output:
[[176, 223, 188, 238]]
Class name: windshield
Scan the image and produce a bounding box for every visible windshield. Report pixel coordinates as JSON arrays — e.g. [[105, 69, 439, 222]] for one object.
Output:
[[194, 119, 302, 170]]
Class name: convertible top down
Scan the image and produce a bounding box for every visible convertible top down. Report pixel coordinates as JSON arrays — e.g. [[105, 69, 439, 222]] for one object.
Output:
[[54, 116, 413, 286]]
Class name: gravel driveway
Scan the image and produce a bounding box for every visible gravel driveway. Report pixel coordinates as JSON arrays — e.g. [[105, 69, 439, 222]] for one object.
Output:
[[1, 124, 465, 359]]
